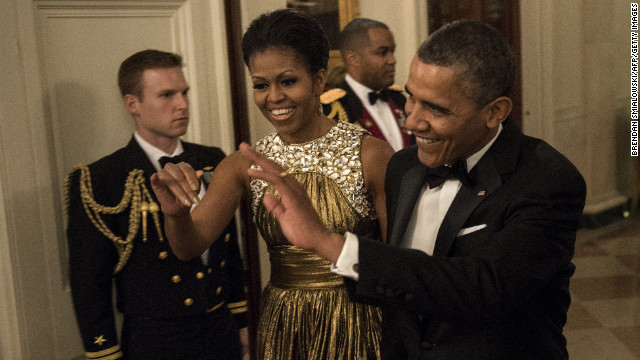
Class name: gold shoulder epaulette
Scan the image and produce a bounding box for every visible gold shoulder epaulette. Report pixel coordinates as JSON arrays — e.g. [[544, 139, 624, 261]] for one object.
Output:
[[65, 164, 162, 274], [326, 101, 349, 123], [388, 84, 403, 92], [320, 88, 347, 104]]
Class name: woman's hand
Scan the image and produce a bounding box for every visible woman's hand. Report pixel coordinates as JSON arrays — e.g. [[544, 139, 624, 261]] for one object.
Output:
[[239, 142, 344, 262], [150, 162, 203, 217]]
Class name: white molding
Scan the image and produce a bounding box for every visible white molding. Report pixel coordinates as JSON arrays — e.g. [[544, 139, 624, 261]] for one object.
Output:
[[2, 0, 63, 357], [206, 0, 236, 154], [0, 152, 22, 360], [419, 0, 428, 38], [37, 2, 183, 17], [519, 0, 541, 137], [519, 0, 555, 144], [173, 1, 203, 144], [37, 1, 184, 10], [0, 1, 23, 357]]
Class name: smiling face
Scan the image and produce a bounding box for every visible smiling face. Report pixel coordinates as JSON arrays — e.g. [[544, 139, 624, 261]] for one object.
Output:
[[249, 47, 327, 143], [404, 56, 502, 168], [125, 67, 190, 153], [351, 27, 396, 90]]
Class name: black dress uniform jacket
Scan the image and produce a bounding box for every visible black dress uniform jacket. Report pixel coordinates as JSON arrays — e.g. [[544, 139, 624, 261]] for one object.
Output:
[[66, 137, 247, 360]]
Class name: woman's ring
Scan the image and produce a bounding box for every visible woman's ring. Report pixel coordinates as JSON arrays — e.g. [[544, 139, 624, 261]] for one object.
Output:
[[279, 171, 288, 178]]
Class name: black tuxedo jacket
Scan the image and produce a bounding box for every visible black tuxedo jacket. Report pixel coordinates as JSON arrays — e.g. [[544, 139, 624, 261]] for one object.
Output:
[[346, 120, 586, 359], [66, 137, 246, 358]]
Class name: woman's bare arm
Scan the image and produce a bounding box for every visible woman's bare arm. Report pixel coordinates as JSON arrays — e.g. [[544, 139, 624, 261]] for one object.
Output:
[[360, 135, 394, 242], [151, 151, 251, 260]]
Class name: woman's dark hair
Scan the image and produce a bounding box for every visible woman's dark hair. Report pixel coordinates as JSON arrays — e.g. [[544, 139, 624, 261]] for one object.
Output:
[[242, 8, 329, 74]]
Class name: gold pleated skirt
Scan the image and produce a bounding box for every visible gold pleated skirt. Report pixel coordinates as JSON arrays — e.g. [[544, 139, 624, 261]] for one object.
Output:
[[256, 246, 382, 360]]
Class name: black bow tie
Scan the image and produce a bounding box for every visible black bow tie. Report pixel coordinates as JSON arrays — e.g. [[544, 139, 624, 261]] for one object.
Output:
[[368, 89, 389, 105], [159, 152, 189, 168], [423, 161, 471, 189]]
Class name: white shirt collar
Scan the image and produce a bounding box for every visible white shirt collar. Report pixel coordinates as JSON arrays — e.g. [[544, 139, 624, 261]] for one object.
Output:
[[133, 132, 184, 171], [464, 124, 503, 172]]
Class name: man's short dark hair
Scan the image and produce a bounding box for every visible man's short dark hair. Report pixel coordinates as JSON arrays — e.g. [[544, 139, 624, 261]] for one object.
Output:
[[117, 49, 183, 99], [417, 20, 516, 107], [339, 18, 389, 57]]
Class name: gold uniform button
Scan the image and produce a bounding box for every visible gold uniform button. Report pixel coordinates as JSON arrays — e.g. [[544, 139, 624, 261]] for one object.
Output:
[[224, 234, 231, 242], [216, 286, 222, 295], [220, 260, 226, 268], [207, 268, 213, 274], [172, 275, 181, 283], [196, 272, 205, 279], [184, 298, 194, 306], [158, 251, 168, 259]]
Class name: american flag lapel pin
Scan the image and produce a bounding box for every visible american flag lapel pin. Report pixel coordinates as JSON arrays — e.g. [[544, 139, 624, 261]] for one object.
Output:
[[477, 190, 486, 196]]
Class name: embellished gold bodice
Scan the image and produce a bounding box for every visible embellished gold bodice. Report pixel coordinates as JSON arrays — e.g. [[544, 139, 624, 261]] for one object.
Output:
[[251, 121, 377, 232], [250, 121, 382, 359]]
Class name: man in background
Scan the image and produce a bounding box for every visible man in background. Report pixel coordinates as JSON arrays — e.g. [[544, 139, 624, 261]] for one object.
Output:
[[321, 18, 412, 151], [66, 49, 247, 360]]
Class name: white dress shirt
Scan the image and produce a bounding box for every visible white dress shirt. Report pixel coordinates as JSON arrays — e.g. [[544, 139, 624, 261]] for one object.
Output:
[[345, 74, 404, 151], [332, 125, 503, 280], [134, 132, 209, 264]]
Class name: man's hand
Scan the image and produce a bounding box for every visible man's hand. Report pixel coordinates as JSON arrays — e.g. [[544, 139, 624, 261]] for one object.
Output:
[[150, 162, 202, 216], [239, 143, 345, 262]]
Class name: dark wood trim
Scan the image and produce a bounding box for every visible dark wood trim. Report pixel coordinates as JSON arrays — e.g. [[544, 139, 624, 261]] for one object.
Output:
[[426, 0, 522, 128], [223, 1, 261, 359]]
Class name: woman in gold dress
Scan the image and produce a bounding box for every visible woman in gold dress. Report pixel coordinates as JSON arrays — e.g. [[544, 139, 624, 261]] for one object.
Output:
[[151, 9, 394, 359]]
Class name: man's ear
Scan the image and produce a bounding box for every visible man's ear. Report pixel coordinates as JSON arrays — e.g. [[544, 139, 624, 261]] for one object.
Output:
[[344, 50, 359, 67], [485, 96, 512, 128], [123, 94, 140, 116]]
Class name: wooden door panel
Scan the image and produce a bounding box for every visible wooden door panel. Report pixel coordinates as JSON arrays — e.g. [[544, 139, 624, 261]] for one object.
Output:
[[427, 0, 522, 127]]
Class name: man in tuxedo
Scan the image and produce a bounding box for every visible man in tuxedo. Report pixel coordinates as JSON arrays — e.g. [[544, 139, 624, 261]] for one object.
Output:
[[66, 49, 247, 360], [321, 17, 412, 151], [242, 20, 586, 359]]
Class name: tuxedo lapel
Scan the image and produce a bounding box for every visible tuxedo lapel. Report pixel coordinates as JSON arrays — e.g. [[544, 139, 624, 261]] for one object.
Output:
[[339, 82, 365, 123], [390, 163, 428, 246], [433, 159, 502, 256], [432, 120, 522, 256]]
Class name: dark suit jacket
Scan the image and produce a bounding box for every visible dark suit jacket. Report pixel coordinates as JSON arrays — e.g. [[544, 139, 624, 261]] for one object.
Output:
[[322, 81, 412, 147], [66, 137, 247, 359], [346, 120, 586, 359]]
